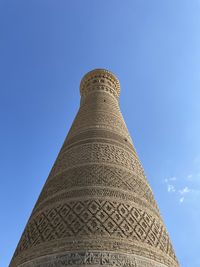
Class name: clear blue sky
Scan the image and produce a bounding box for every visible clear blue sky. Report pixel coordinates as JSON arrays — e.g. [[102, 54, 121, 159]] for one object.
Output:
[[0, 1, 200, 266]]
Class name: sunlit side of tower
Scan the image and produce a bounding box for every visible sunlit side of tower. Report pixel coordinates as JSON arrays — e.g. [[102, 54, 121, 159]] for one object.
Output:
[[10, 69, 179, 267]]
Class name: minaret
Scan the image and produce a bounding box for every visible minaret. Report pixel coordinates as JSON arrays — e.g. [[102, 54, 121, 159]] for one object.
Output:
[[10, 69, 179, 267]]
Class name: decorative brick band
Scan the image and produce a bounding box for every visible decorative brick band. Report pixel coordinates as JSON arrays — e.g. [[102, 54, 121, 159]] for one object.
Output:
[[80, 69, 120, 97], [16, 251, 172, 267]]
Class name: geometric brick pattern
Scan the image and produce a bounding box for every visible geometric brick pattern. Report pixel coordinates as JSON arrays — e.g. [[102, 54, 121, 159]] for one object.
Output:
[[9, 69, 179, 267], [50, 143, 145, 178], [14, 199, 176, 259], [37, 165, 158, 210]]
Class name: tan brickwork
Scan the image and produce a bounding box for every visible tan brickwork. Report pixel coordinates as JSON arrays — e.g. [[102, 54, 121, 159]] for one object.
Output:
[[9, 69, 179, 267]]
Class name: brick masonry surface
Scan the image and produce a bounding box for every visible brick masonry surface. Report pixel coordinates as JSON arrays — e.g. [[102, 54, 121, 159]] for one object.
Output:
[[9, 69, 179, 267]]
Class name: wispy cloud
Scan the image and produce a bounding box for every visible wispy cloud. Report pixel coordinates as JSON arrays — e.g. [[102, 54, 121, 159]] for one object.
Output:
[[164, 177, 177, 193], [178, 186, 200, 204], [178, 186, 191, 204], [167, 184, 176, 193], [179, 186, 191, 195], [164, 174, 200, 204], [164, 177, 177, 183], [186, 172, 200, 183]]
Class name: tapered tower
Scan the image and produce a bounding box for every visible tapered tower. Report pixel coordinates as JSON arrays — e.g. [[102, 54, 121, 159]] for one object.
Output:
[[10, 69, 179, 267]]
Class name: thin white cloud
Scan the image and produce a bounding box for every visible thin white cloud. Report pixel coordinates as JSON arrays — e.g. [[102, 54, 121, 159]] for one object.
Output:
[[167, 184, 176, 193], [164, 177, 177, 183], [169, 176, 177, 181], [163, 172, 200, 204], [179, 187, 190, 195], [178, 187, 200, 204], [186, 172, 200, 183], [164, 177, 177, 193]]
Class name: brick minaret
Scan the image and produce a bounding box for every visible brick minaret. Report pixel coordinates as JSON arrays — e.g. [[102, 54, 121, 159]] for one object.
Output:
[[10, 69, 179, 267]]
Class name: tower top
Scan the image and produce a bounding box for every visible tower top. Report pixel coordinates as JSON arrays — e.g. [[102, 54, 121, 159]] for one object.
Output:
[[80, 68, 120, 98]]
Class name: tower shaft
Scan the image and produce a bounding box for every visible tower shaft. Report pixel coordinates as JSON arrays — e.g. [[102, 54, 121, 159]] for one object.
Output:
[[10, 69, 179, 267]]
